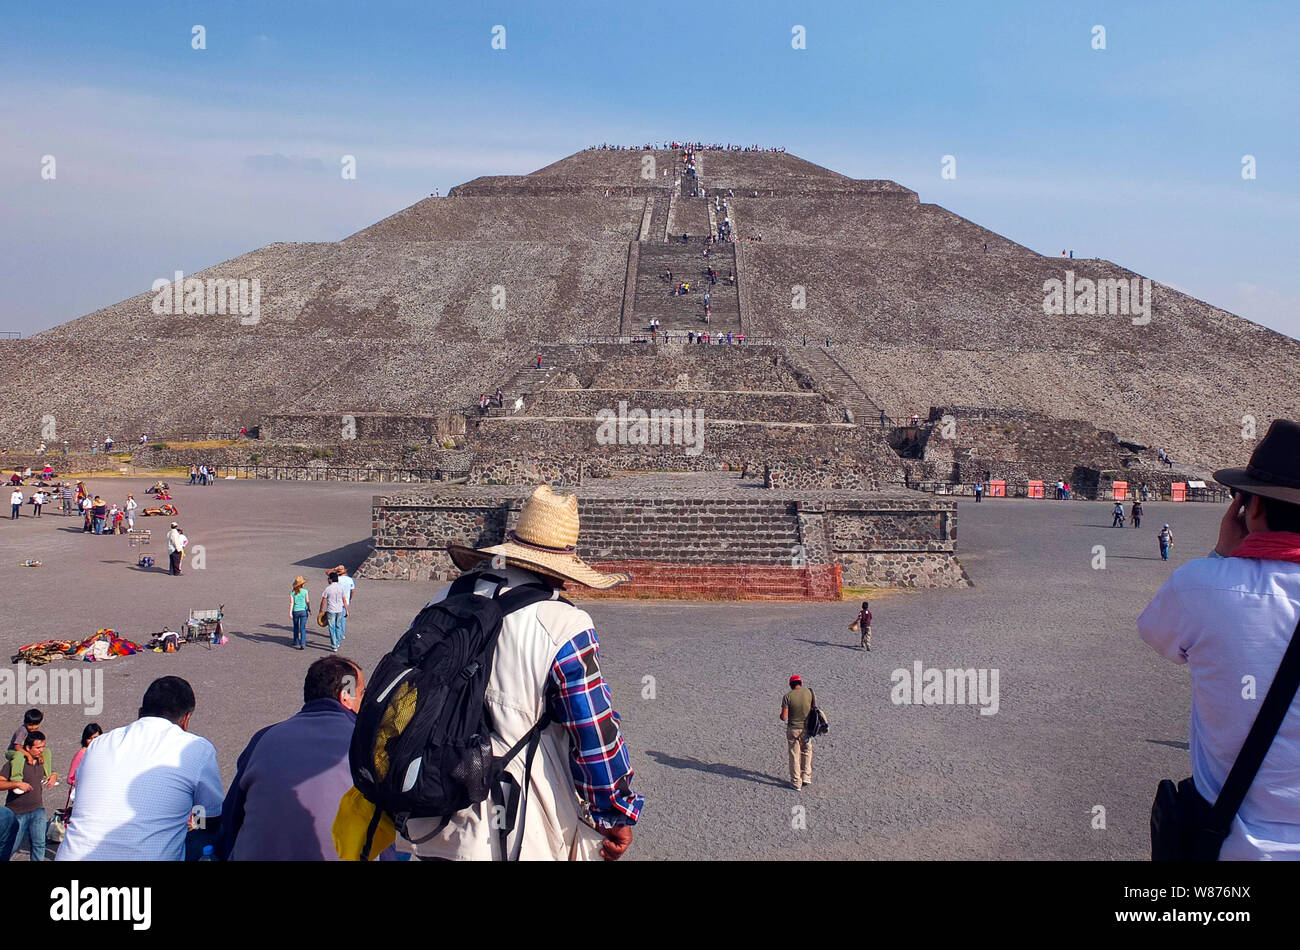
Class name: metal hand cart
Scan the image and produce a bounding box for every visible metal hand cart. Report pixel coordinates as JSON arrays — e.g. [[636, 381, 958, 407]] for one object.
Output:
[[183, 604, 225, 649]]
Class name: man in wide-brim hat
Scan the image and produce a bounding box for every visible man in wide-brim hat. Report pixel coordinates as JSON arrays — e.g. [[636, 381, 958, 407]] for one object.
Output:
[[447, 483, 630, 590], [397, 484, 642, 861], [1138, 419, 1300, 859]]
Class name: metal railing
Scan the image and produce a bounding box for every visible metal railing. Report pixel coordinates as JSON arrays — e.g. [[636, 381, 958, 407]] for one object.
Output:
[[222, 464, 451, 483]]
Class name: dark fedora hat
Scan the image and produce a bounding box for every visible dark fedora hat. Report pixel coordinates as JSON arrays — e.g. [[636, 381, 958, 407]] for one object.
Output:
[[1213, 419, 1300, 506]]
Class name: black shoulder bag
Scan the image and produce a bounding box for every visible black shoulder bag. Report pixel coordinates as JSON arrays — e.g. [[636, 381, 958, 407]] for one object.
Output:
[[805, 688, 830, 739], [1151, 615, 1300, 860]]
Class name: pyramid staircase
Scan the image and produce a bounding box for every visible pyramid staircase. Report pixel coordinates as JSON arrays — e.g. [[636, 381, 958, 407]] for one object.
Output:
[[788, 346, 880, 424]]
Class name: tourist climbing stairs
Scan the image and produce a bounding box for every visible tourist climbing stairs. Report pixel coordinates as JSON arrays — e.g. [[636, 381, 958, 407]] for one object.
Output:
[[472, 344, 583, 417], [632, 242, 739, 335]]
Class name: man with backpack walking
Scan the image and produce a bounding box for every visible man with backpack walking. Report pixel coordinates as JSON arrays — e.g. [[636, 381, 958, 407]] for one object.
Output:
[[339, 484, 643, 861], [1158, 524, 1174, 561], [780, 674, 815, 790]]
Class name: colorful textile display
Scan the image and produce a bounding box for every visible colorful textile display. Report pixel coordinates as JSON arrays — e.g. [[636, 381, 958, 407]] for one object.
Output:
[[73, 629, 143, 661], [10, 640, 77, 665]]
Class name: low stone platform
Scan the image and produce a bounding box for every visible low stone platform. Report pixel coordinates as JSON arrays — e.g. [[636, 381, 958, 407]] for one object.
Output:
[[357, 475, 969, 597]]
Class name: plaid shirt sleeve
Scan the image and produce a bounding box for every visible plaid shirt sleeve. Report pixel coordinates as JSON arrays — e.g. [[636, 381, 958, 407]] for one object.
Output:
[[545, 627, 644, 829]]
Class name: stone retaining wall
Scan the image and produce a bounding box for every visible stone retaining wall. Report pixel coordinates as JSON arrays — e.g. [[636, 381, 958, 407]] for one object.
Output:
[[0, 453, 108, 474], [467, 418, 906, 479], [523, 389, 835, 422], [359, 486, 967, 593], [765, 464, 887, 491], [467, 457, 612, 486], [262, 412, 465, 444]]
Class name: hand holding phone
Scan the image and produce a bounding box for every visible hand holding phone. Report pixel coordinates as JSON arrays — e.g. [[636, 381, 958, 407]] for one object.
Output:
[[1215, 494, 1250, 556]]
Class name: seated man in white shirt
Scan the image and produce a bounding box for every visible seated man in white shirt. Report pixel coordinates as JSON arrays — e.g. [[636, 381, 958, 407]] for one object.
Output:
[[1138, 418, 1300, 860], [56, 676, 223, 861]]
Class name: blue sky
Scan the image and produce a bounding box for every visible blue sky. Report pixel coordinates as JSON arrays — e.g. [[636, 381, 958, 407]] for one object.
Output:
[[2, 0, 1297, 338]]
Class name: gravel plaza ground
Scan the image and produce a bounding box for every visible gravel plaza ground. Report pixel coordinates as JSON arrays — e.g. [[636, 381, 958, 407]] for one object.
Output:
[[1, 476, 1220, 860]]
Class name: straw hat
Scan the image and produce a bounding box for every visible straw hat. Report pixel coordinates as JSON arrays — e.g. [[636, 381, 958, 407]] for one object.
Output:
[[447, 484, 629, 590]]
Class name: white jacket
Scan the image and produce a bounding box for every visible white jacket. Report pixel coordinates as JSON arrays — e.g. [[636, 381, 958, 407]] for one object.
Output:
[[1138, 552, 1300, 859], [398, 567, 613, 861]]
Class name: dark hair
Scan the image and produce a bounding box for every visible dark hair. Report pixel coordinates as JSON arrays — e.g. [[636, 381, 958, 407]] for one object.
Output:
[[23, 709, 43, 726], [81, 723, 102, 746], [140, 676, 197, 723], [23, 731, 45, 748], [1236, 490, 1300, 534], [304, 656, 360, 704], [862, 601, 869, 609], [327, 571, 339, 584]]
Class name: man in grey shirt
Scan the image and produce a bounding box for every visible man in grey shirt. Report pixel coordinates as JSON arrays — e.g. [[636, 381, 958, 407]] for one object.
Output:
[[319, 570, 349, 652]]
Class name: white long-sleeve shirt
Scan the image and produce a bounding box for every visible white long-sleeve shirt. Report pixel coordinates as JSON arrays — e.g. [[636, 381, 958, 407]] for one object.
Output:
[[1138, 552, 1300, 859]]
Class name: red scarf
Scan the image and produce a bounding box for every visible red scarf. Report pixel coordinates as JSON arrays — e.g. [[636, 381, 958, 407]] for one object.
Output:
[[1231, 531, 1300, 564]]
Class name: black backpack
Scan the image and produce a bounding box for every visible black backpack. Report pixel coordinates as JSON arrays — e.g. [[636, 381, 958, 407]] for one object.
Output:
[[349, 571, 567, 860]]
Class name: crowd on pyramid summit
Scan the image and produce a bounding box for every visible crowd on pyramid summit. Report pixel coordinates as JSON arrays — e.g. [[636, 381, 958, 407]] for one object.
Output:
[[588, 142, 786, 152]]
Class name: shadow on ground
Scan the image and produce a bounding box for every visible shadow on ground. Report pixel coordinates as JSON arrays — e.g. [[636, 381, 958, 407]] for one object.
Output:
[[294, 538, 373, 571], [795, 637, 862, 652], [645, 749, 787, 788]]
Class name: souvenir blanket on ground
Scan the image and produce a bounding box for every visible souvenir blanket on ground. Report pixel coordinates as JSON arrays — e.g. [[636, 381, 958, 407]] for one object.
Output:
[[10, 640, 77, 665], [73, 629, 143, 661]]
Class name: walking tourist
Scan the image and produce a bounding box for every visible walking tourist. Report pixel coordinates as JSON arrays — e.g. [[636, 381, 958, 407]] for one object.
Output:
[[9, 486, 21, 519], [290, 576, 310, 649], [1112, 503, 1125, 528], [780, 675, 814, 790], [974, 481, 983, 503], [56, 677, 224, 861], [1132, 499, 1143, 529], [320, 570, 349, 652], [1138, 418, 1300, 858], [125, 493, 136, 529], [1158, 524, 1174, 560], [339, 484, 642, 860], [852, 601, 873, 651]]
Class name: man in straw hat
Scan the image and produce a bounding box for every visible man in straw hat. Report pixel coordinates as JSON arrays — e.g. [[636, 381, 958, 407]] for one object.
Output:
[[1138, 419, 1300, 859], [396, 484, 643, 860]]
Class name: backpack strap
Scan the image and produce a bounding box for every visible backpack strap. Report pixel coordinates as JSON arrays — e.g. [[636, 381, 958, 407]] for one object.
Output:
[[490, 712, 551, 860], [359, 804, 384, 862], [1207, 614, 1300, 835]]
